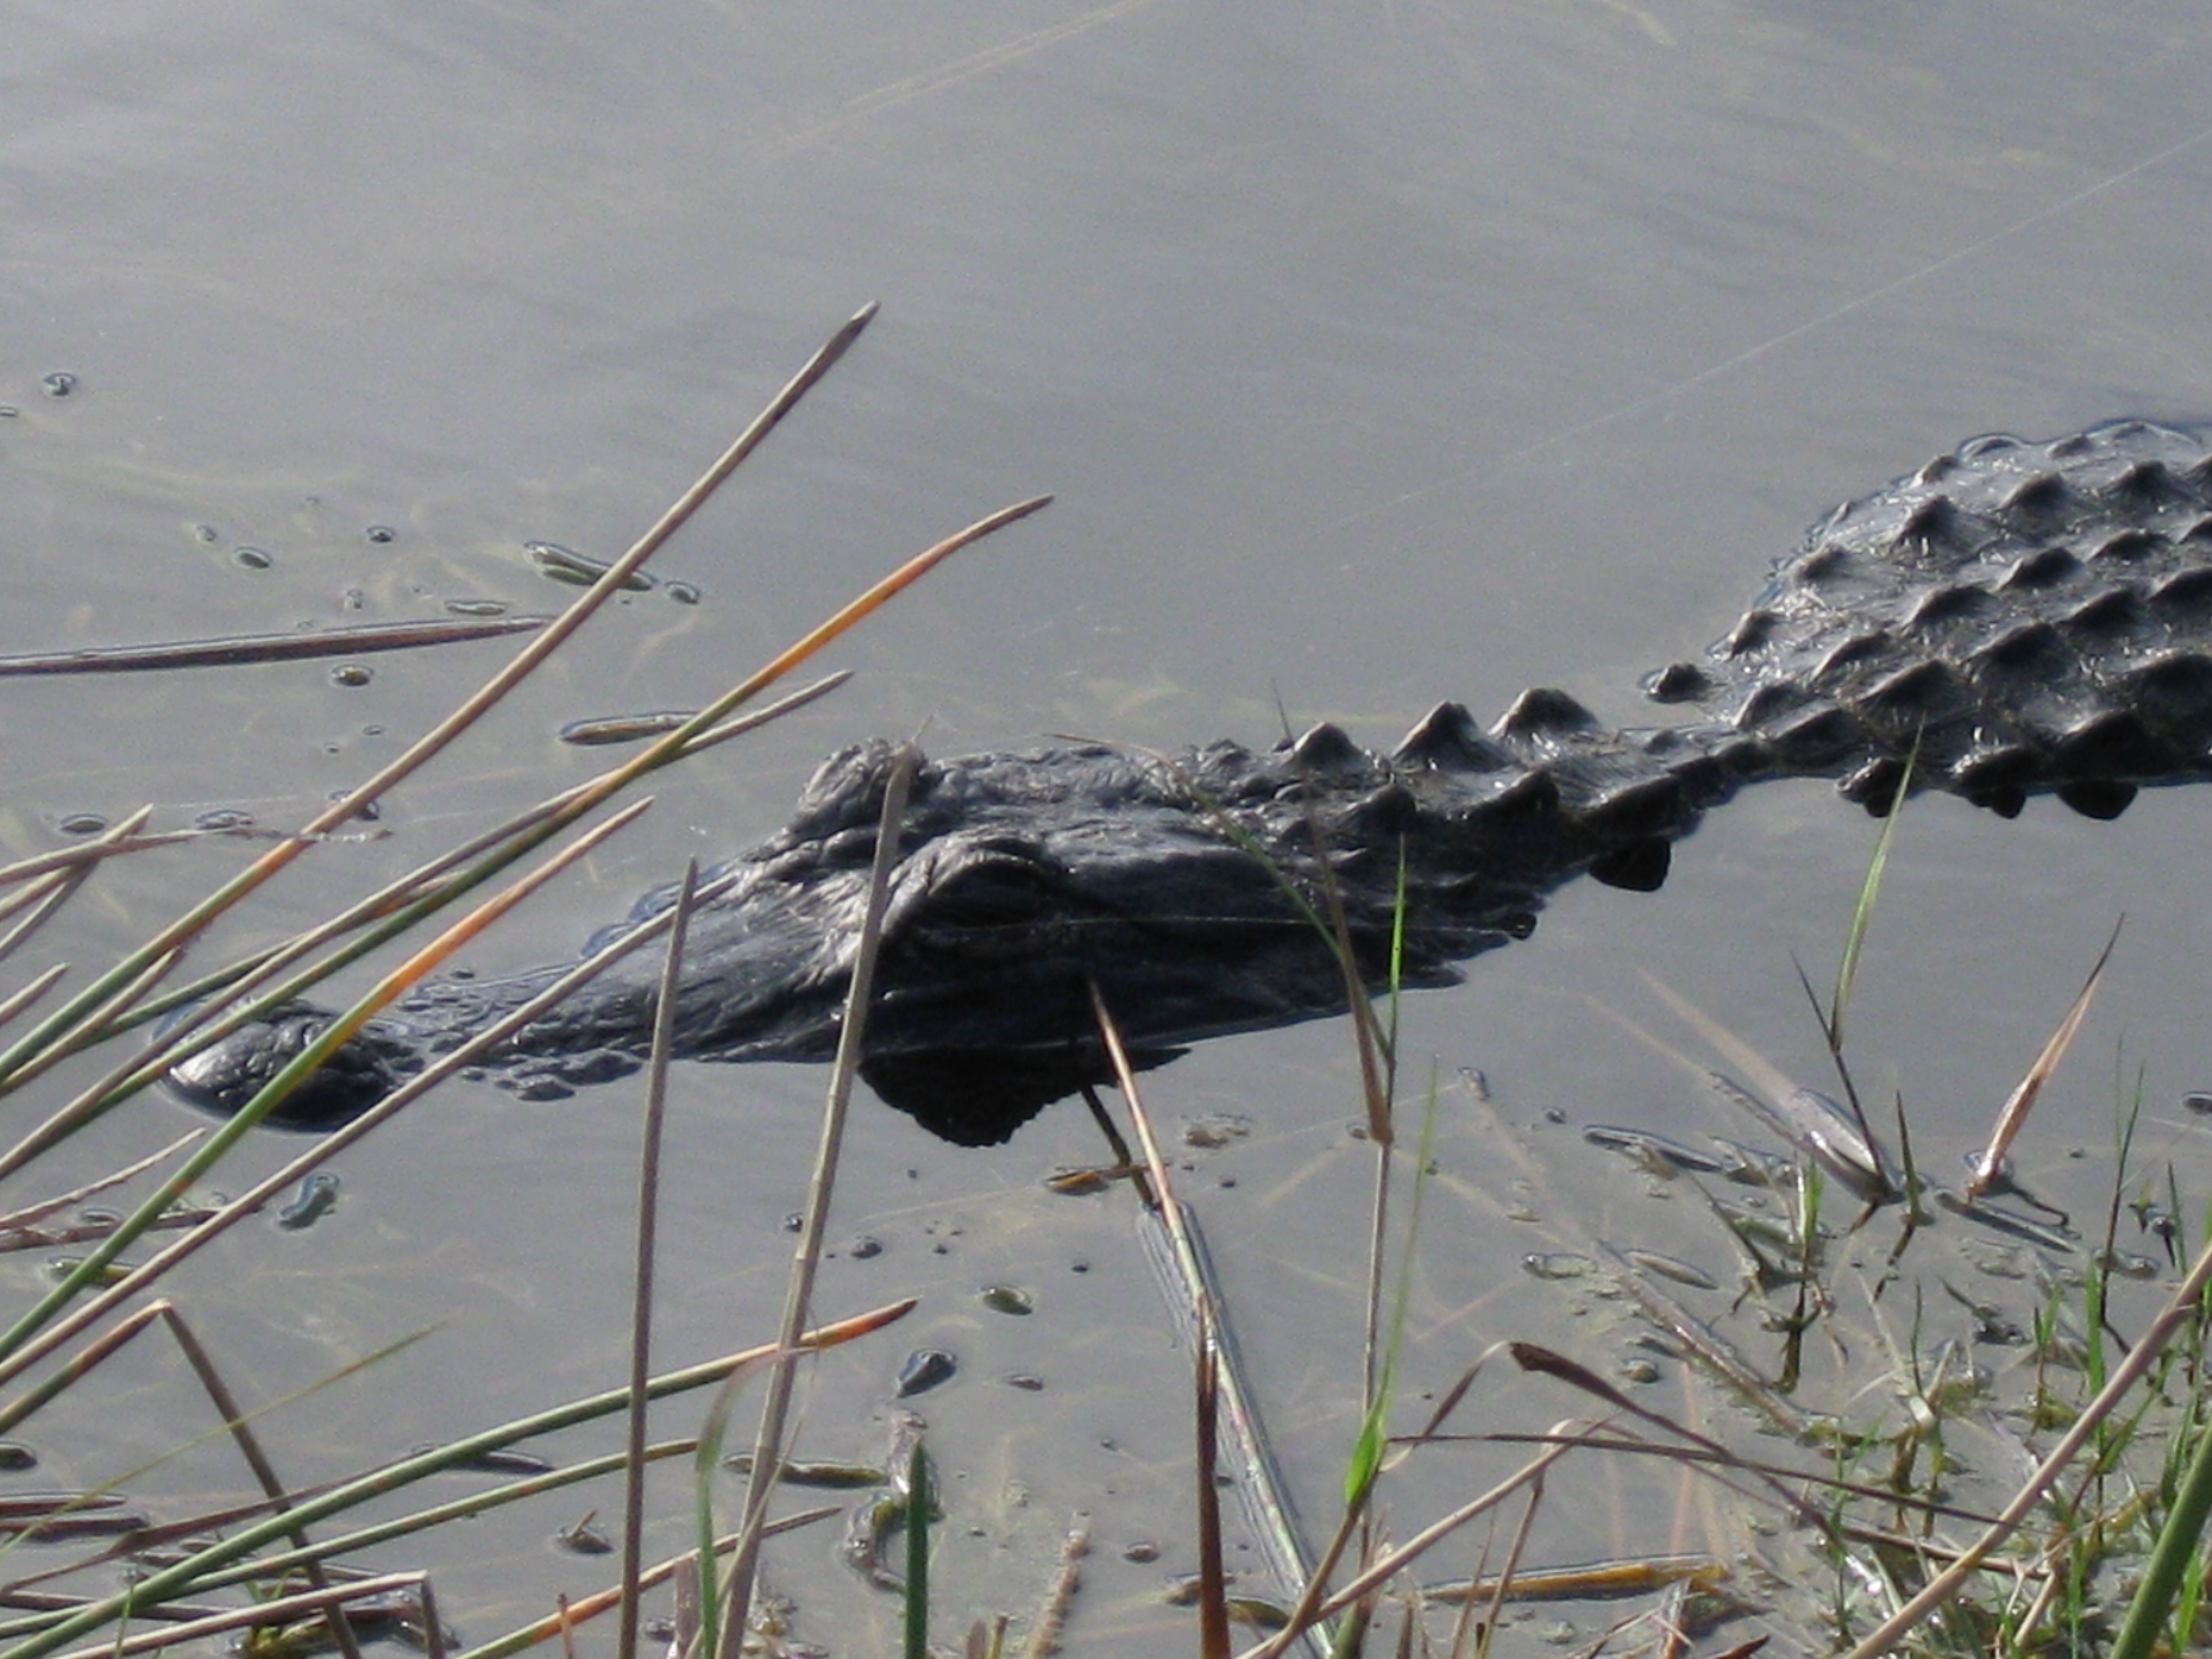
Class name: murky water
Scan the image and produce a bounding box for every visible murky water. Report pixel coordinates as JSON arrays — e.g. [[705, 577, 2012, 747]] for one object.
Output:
[[7, 2, 2212, 1652]]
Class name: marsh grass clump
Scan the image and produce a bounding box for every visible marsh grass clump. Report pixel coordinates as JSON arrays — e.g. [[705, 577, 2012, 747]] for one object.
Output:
[[1382, 824, 2212, 1658], [1113, 758, 2212, 1656], [0, 307, 1061, 1659]]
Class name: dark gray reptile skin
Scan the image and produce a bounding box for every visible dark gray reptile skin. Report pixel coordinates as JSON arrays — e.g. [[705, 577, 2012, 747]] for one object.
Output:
[[167, 422, 2212, 1144]]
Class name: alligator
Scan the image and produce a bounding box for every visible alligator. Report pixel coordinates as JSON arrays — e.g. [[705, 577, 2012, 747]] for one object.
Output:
[[166, 420, 2212, 1145]]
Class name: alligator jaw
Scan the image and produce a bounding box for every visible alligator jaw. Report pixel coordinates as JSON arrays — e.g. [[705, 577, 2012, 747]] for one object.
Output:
[[165, 1006, 422, 1130]]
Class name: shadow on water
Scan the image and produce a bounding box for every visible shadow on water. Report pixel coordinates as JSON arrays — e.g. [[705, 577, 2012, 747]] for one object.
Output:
[[8, 2, 2212, 1653]]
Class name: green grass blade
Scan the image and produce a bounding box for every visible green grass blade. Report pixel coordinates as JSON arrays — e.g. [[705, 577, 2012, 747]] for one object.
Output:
[[903, 1436, 932, 1659], [2110, 1407, 2212, 1659], [1826, 751, 1914, 1052]]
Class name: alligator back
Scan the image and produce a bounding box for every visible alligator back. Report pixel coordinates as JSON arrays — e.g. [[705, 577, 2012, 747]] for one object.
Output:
[[1653, 419, 2212, 818]]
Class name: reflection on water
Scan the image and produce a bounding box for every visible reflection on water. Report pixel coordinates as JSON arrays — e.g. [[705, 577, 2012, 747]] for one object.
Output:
[[7, 1, 2212, 1650]]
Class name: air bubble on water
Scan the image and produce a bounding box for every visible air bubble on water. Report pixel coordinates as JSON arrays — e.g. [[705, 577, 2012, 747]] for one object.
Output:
[[331, 664, 372, 688], [234, 547, 273, 569], [329, 791, 382, 821]]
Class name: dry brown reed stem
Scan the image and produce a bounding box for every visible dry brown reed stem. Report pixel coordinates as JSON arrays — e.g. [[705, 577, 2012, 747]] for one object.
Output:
[[1239, 1435, 1580, 1659], [0, 834, 743, 1408], [618, 861, 698, 1659], [1476, 1465, 1547, 1649], [1088, 995, 1309, 1654], [1194, 1300, 1231, 1659], [0, 615, 550, 678], [1509, 1341, 1837, 1538], [0, 1305, 914, 1659], [1088, 987, 1314, 1641], [39, 1569, 428, 1659], [1839, 1215, 2212, 1658], [0, 302, 876, 1104], [418, 1582, 450, 1659], [1475, 1431, 2006, 1534], [0, 1591, 234, 1626], [1962, 921, 2118, 1201], [0, 1490, 337, 1603], [712, 747, 916, 1659], [0, 1132, 201, 1237], [152, 1311, 369, 1659]]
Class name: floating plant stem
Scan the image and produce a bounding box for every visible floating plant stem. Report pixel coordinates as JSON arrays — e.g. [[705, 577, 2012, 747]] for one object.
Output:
[[0, 615, 551, 678]]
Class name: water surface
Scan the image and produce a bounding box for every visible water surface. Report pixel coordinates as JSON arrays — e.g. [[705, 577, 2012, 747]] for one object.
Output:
[[7, 3, 2212, 1650]]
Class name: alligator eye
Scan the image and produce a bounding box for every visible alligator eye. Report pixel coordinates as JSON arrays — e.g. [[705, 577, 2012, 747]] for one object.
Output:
[[920, 848, 1059, 929]]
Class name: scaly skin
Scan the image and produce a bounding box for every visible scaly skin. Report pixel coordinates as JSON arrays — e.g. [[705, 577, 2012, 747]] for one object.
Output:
[[167, 422, 2212, 1145]]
